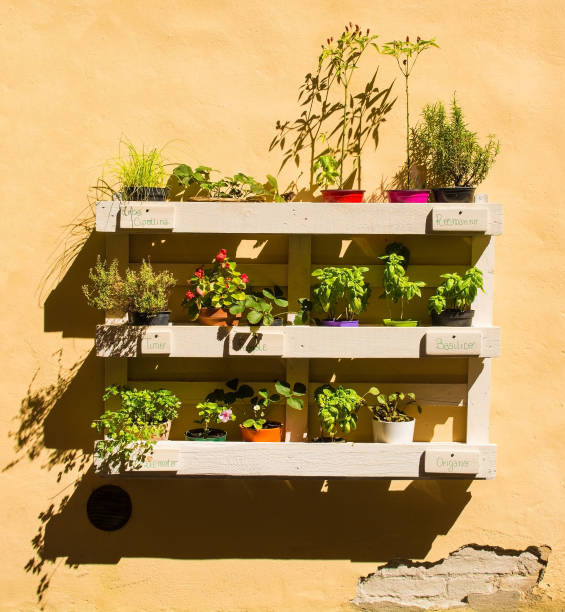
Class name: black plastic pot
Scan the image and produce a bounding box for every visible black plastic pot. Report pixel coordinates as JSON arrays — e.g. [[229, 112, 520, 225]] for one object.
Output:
[[123, 187, 169, 201], [185, 428, 227, 441], [431, 309, 474, 327], [128, 310, 171, 326], [433, 187, 476, 203], [271, 317, 284, 326]]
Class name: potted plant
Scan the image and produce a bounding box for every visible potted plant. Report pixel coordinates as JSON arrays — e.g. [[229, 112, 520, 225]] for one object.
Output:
[[379, 250, 425, 326], [172, 165, 284, 202], [110, 141, 168, 201], [241, 381, 306, 442], [317, 24, 379, 202], [93, 385, 180, 469], [410, 96, 500, 203], [240, 287, 289, 326], [428, 267, 483, 326], [183, 249, 248, 326], [311, 266, 370, 326], [381, 36, 438, 203], [368, 389, 421, 443], [83, 257, 177, 325], [185, 379, 254, 441], [313, 384, 368, 441]]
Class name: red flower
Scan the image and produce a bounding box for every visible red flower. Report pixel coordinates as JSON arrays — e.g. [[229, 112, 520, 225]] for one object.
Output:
[[240, 273, 249, 283], [185, 290, 195, 300], [216, 249, 227, 262], [195, 268, 204, 279]]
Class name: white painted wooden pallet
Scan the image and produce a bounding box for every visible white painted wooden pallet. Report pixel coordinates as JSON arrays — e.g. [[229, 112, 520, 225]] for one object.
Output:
[[96, 201, 503, 235], [95, 324, 501, 358], [93, 441, 497, 479]]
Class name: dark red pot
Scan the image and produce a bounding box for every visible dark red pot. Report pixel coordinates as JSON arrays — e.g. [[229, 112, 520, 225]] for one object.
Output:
[[321, 190, 365, 203]]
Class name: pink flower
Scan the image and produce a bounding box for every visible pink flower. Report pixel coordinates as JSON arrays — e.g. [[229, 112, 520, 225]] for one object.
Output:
[[185, 290, 195, 300], [240, 273, 249, 283], [219, 409, 232, 423], [195, 268, 205, 279]]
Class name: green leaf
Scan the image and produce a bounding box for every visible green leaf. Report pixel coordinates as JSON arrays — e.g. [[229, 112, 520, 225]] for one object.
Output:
[[368, 386, 380, 395], [287, 397, 303, 411], [247, 310, 263, 325], [275, 380, 291, 396]]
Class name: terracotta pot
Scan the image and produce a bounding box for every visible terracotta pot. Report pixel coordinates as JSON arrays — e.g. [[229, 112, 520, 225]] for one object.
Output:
[[240, 421, 282, 442], [321, 189, 365, 203], [197, 307, 241, 327]]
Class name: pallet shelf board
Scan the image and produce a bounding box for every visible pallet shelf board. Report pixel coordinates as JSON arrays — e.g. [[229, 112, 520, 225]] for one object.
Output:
[[93, 441, 497, 479], [96, 201, 503, 235], [95, 324, 501, 358]]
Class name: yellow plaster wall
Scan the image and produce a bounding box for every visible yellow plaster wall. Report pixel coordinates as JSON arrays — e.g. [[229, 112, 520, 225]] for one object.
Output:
[[0, 0, 564, 609]]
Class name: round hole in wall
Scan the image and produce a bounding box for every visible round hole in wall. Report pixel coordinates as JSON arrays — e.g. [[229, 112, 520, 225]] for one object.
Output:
[[458, 210, 462, 215], [145, 208, 149, 213], [87, 485, 132, 531], [452, 335, 456, 339], [451, 453, 455, 457]]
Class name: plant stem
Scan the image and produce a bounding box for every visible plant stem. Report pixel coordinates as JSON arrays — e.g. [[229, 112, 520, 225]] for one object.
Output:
[[340, 81, 348, 189], [405, 73, 411, 190]]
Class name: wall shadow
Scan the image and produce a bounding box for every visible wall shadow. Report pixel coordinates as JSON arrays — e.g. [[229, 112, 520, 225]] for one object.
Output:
[[43, 231, 105, 338], [39, 475, 472, 564]]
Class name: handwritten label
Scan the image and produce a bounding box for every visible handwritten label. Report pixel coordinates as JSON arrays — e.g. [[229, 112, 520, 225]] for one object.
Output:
[[141, 330, 172, 354], [229, 331, 284, 356], [424, 450, 480, 474], [425, 331, 482, 356], [432, 207, 488, 232], [119, 204, 175, 229], [138, 447, 179, 472]]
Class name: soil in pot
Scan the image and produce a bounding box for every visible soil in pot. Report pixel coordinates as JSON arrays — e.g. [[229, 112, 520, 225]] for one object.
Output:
[[198, 307, 242, 327], [383, 318, 418, 327], [431, 309, 474, 327], [318, 319, 359, 327], [433, 187, 476, 203], [129, 310, 170, 325], [240, 421, 282, 442], [123, 187, 170, 201], [311, 436, 346, 443], [185, 428, 227, 441], [387, 189, 430, 203], [372, 418, 415, 443], [321, 190, 365, 203]]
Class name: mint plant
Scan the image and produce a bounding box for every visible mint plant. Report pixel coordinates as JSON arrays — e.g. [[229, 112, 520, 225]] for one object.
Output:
[[312, 266, 370, 321], [379, 252, 425, 320], [368, 389, 421, 422], [94, 385, 180, 469], [428, 267, 483, 314]]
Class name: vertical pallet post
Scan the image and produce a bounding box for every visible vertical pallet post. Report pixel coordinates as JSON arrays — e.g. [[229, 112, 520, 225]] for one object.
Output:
[[466, 235, 494, 443], [285, 235, 311, 442], [104, 234, 129, 390]]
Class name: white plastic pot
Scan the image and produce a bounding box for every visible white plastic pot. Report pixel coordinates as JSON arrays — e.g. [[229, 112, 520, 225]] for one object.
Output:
[[371, 418, 415, 443]]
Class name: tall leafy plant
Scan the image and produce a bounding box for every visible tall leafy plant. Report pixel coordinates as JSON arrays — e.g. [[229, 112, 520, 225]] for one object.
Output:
[[381, 36, 438, 188], [311, 266, 370, 321], [428, 267, 484, 314], [379, 252, 425, 320], [243, 381, 306, 431]]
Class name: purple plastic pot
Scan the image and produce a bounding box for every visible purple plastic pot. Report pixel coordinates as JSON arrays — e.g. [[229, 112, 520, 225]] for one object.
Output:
[[387, 189, 430, 203], [319, 320, 359, 327]]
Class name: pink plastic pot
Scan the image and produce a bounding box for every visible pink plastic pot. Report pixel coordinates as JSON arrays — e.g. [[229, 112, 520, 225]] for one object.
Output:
[[387, 189, 430, 203], [321, 190, 365, 203]]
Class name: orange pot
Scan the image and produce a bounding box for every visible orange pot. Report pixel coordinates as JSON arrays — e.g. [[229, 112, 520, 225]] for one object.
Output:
[[198, 307, 242, 327], [240, 423, 282, 442]]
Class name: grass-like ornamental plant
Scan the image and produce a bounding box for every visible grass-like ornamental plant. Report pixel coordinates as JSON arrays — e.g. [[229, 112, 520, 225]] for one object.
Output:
[[379, 252, 425, 322], [244, 287, 288, 326], [183, 250, 248, 319], [381, 36, 438, 189], [122, 260, 176, 317], [94, 385, 180, 468], [311, 266, 370, 322], [83, 258, 176, 318], [410, 96, 500, 188], [368, 389, 420, 422], [428, 267, 484, 314], [243, 381, 306, 431]]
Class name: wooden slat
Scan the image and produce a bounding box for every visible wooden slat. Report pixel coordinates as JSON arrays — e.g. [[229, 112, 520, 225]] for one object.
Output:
[[94, 441, 497, 479], [467, 358, 491, 444], [96, 201, 503, 236], [96, 325, 501, 359]]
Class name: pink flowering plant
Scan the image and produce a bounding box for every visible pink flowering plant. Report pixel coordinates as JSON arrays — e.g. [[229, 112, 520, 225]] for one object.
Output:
[[182, 249, 248, 320]]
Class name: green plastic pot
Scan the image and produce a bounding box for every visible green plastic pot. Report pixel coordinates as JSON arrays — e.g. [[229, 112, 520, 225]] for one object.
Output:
[[383, 319, 419, 327]]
